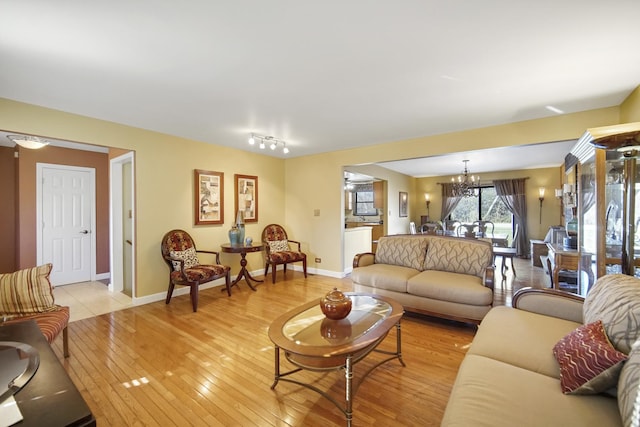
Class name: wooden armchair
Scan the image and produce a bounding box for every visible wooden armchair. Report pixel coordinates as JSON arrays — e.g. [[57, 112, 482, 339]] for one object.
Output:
[[262, 224, 307, 284], [0, 263, 70, 357], [161, 229, 231, 312]]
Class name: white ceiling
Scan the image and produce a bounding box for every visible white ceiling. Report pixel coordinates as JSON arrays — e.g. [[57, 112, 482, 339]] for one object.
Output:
[[2, 1, 639, 176]]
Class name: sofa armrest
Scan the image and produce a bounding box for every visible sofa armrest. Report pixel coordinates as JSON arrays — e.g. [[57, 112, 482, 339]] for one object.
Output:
[[482, 266, 495, 291], [512, 287, 584, 323], [353, 252, 375, 268]]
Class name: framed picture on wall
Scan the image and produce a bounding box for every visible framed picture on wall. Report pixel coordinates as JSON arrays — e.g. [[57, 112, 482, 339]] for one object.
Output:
[[399, 191, 408, 217], [195, 169, 224, 225], [235, 174, 258, 222]]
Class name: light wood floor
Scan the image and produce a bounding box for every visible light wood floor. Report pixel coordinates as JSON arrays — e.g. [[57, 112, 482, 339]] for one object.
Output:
[[49, 258, 550, 426]]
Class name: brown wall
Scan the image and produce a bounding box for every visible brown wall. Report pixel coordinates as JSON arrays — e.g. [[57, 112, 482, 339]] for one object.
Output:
[[0, 147, 17, 273], [16, 145, 110, 273]]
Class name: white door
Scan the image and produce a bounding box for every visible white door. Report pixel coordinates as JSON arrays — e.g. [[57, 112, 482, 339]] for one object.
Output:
[[38, 164, 95, 286]]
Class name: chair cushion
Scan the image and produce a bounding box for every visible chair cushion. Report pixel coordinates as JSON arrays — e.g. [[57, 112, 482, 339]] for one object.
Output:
[[374, 236, 427, 271], [583, 274, 640, 354], [0, 264, 56, 317], [170, 265, 228, 283], [553, 320, 627, 395], [170, 247, 200, 271], [269, 251, 305, 263], [618, 339, 640, 427], [269, 240, 290, 253], [4, 306, 70, 344]]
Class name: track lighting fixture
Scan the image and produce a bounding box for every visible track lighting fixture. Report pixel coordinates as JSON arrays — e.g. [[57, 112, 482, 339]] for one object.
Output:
[[247, 133, 291, 155]]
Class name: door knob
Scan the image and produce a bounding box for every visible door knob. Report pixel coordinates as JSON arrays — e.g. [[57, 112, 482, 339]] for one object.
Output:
[[79, 230, 89, 234]]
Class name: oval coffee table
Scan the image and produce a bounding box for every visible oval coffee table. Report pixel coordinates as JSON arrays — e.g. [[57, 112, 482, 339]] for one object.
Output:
[[268, 293, 405, 426]]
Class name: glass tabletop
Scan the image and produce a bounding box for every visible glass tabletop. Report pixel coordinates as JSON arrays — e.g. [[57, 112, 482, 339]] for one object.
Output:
[[281, 295, 393, 347]]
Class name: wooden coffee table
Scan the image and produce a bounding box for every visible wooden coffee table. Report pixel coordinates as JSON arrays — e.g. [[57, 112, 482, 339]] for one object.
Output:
[[268, 293, 405, 426]]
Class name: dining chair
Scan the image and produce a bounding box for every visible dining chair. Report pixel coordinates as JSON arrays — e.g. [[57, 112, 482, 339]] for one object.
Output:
[[493, 224, 519, 279]]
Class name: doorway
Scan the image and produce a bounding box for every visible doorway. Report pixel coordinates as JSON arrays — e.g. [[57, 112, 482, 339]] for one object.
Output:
[[110, 152, 135, 297], [36, 163, 96, 286]]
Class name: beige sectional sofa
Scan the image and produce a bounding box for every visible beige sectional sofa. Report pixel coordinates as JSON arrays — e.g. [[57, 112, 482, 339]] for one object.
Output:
[[442, 274, 640, 427], [351, 235, 495, 324]]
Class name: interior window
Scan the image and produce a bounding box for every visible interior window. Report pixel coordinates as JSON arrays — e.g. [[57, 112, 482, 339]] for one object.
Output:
[[353, 183, 378, 216]]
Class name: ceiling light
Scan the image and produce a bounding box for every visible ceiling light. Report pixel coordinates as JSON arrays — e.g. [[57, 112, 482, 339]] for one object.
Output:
[[7, 134, 50, 149], [247, 133, 291, 154], [451, 160, 480, 198]]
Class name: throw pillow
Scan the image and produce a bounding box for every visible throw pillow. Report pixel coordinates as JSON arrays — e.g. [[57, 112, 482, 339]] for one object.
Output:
[[170, 247, 200, 271], [269, 240, 290, 253], [583, 274, 640, 354], [553, 320, 628, 395], [375, 236, 428, 271], [0, 263, 56, 316], [618, 339, 640, 427]]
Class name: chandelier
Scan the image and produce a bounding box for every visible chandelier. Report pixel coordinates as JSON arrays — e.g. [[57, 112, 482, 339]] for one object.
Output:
[[451, 160, 480, 197]]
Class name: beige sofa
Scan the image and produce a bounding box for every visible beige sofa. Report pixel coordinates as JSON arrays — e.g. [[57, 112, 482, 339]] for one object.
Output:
[[442, 274, 640, 427], [351, 235, 495, 324]]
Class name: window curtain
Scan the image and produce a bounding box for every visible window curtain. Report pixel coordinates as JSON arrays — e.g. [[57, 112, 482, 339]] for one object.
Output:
[[440, 183, 462, 221], [493, 178, 529, 257]]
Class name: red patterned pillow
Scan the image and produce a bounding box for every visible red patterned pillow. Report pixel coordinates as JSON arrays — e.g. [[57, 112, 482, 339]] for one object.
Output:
[[553, 320, 628, 394]]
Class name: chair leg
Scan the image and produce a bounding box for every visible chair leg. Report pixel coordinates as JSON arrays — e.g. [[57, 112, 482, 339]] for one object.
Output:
[[302, 258, 307, 278], [190, 284, 198, 312], [272, 263, 277, 284], [63, 325, 69, 358], [166, 281, 175, 305], [264, 263, 270, 278], [510, 256, 517, 276], [224, 271, 231, 296]]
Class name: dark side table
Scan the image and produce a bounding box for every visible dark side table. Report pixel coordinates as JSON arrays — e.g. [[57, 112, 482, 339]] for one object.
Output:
[[221, 243, 265, 291], [0, 320, 96, 426]]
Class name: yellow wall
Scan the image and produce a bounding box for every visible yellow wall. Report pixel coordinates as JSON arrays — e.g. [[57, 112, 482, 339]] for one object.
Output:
[[0, 98, 285, 299], [621, 85, 640, 122], [0, 95, 627, 293]]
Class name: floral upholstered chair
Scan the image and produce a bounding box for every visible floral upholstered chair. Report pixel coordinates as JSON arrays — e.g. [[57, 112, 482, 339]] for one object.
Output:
[[161, 229, 231, 312], [0, 263, 70, 357], [262, 224, 307, 284]]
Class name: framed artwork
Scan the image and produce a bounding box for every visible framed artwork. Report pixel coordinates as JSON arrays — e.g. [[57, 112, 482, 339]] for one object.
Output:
[[195, 169, 224, 225], [235, 174, 258, 222], [399, 191, 408, 217]]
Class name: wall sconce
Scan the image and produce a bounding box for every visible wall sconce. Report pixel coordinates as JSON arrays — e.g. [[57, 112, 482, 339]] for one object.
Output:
[[538, 187, 545, 224], [248, 133, 290, 155], [425, 193, 431, 220]]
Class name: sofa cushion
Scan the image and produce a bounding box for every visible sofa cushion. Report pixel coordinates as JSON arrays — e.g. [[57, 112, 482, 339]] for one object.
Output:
[[351, 264, 418, 293], [618, 339, 640, 427], [584, 274, 640, 354], [374, 236, 428, 271], [441, 354, 622, 427], [0, 264, 56, 317], [423, 237, 491, 278], [170, 247, 200, 271], [553, 320, 627, 395], [469, 306, 581, 379], [407, 270, 493, 306]]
